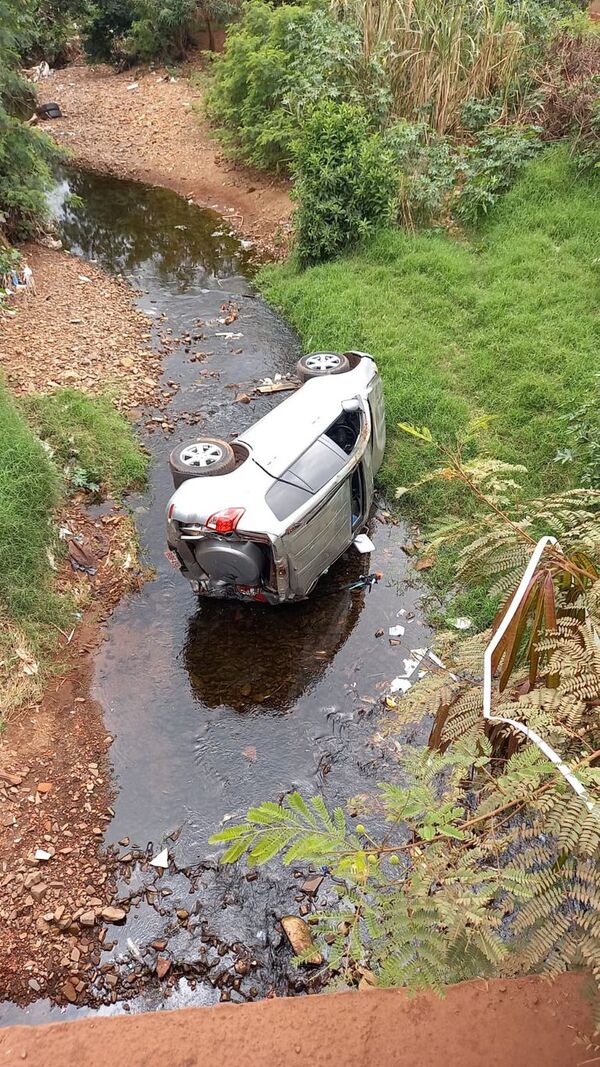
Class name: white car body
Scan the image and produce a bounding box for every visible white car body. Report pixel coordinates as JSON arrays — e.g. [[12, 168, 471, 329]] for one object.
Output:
[[166, 351, 385, 603]]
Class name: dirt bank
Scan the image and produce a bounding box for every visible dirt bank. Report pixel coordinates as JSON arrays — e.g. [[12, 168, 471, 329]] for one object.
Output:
[[0, 245, 156, 1006], [0, 243, 161, 411], [37, 63, 292, 253], [0, 976, 594, 1066]]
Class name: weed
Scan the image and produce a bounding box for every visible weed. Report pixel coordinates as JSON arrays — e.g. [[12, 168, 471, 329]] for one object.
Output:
[[23, 389, 149, 498], [259, 149, 598, 606]]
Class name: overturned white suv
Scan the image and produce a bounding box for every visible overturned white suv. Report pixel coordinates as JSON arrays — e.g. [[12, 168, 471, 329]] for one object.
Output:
[[166, 351, 385, 604]]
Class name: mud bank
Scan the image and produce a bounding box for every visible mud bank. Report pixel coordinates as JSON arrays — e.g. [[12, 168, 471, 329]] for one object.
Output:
[[0, 976, 594, 1066], [0, 242, 157, 1005], [37, 64, 292, 253]]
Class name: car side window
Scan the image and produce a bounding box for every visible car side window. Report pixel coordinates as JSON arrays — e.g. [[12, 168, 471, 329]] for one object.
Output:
[[266, 434, 349, 520]]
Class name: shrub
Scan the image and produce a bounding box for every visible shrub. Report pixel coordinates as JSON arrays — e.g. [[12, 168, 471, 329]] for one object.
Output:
[[454, 124, 543, 223], [22, 0, 81, 67], [81, 0, 136, 65], [0, 0, 64, 238], [292, 101, 398, 264], [384, 121, 457, 228], [206, 1, 391, 170], [82, 0, 240, 65]]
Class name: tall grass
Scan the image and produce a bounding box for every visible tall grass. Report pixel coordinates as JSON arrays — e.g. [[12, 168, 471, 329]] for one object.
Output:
[[259, 148, 598, 566], [333, 0, 539, 133]]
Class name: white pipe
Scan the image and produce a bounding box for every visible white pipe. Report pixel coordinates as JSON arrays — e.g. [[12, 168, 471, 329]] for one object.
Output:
[[483, 536, 592, 807]]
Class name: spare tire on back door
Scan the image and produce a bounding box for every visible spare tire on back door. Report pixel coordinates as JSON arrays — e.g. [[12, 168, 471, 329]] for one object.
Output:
[[169, 437, 237, 489], [296, 351, 350, 383]]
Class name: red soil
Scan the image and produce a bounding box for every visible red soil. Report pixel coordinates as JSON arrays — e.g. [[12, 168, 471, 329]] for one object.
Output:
[[0, 975, 594, 1066]]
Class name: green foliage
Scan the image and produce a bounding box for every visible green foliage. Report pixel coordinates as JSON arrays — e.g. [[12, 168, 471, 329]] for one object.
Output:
[[382, 119, 543, 229], [259, 148, 598, 527], [454, 125, 543, 223], [383, 121, 457, 229], [206, 1, 390, 170], [0, 375, 61, 625], [80, 0, 136, 64], [211, 561, 600, 1001], [22, 0, 82, 66], [81, 0, 240, 65], [292, 102, 398, 264], [23, 389, 149, 497], [556, 382, 600, 488], [0, 0, 64, 238]]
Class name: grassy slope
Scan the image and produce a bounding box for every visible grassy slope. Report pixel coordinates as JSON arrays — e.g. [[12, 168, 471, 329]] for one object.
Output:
[[0, 380, 147, 677], [24, 389, 148, 497], [259, 150, 599, 533]]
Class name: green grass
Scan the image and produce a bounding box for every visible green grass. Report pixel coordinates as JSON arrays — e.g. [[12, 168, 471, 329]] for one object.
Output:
[[259, 149, 599, 532], [24, 389, 149, 498], [0, 384, 148, 716], [0, 377, 62, 626]]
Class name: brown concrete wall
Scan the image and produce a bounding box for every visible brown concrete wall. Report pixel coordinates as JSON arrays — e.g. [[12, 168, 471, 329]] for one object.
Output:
[[0, 975, 594, 1067]]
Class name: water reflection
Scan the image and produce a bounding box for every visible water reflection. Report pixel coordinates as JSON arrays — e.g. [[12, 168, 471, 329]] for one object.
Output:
[[49, 168, 253, 289], [184, 546, 370, 711]]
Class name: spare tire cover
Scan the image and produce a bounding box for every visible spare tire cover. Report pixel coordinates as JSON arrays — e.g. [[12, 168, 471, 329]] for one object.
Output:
[[194, 538, 265, 585]]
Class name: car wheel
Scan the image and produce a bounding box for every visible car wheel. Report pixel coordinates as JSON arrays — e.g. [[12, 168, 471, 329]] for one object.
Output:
[[296, 351, 350, 383], [169, 437, 237, 489]]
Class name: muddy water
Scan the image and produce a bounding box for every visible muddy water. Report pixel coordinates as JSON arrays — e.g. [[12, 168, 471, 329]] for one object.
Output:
[[3, 170, 431, 1023]]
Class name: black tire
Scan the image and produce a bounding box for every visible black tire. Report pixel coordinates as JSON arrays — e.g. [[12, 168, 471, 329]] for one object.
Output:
[[296, 351, 350, 383], [169, 437, 237, 489]]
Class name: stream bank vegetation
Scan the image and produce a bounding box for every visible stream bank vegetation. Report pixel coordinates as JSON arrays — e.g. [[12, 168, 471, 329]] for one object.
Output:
[[207, 0, 599, 260], [211, 441, 600, 1030], [0, 375, 149, 726]]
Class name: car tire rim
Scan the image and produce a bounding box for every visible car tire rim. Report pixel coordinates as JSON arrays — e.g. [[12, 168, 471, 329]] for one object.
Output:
[[180, 442, 224, 468], [304, 352, 342, 372]]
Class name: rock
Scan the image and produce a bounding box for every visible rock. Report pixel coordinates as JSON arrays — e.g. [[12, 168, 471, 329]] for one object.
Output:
[[62, 981, 77, 1003], [156, 956, 171, 979], [101, 906, 126, 924], [36, 782, 52, 794], [151, 939, 167, 951], [176, 909, 189, 921], [28, 978, 41, 993], [302, 875, 324, 897], [31, 883, 48, 902], [79, 910, 96, 927], [280, 916, 322, 966], [234, 959, 250, 976], [0, 770, 24, 786]]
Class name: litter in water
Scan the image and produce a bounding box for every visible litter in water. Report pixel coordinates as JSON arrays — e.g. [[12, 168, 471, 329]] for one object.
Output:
[[150, 848, 169, 869], [353, 533, 375, 554], [388, 624, 405, 638]]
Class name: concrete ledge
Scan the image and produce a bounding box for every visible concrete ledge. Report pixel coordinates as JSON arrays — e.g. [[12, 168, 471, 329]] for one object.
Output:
[[0, 975, 593, 1067]]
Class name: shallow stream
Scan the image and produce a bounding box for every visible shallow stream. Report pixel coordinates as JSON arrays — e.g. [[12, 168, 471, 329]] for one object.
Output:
[[1, 170, 431, 1024]]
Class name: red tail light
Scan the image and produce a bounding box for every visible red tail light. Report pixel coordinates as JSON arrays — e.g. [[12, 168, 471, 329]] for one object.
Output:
[[167, 502, 175, 520], [205, 507, 245, 533]]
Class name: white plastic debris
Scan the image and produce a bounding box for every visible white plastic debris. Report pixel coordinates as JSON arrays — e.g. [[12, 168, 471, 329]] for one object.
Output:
[[127, 82, 139, 91], [388, 624, 405, 637], [78, 275, 91, 283], [353, 534, 375, 554], [390, 677, 412, 694], [453, 616, 472, 630], [216, 331, 243, 340], [150, 848, 169, 869], [35, 849, 51, 861]]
